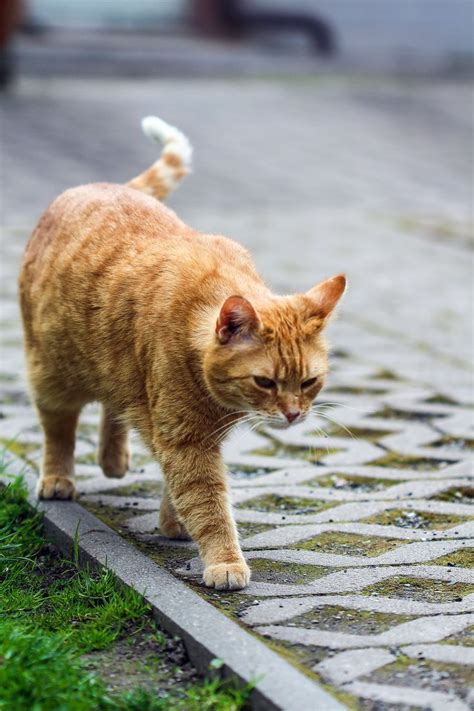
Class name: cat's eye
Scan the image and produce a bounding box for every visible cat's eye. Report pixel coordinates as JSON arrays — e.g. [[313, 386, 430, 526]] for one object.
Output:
[[301, 377, 318, 389], [254, 376, 276, 389]]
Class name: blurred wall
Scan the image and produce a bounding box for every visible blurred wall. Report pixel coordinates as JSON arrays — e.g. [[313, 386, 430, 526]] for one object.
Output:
[[252, 0, 473, 58], [31, 1, 472, 60], [30, 0, 188, 28]]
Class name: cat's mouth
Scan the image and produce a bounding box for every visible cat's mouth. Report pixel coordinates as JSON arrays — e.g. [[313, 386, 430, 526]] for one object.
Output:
[[265, 414, 305, 430]]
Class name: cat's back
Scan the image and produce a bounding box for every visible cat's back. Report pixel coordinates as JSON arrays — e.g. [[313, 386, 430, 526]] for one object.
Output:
[[20, 182, 257, 300], [22, 182, 185, 274]]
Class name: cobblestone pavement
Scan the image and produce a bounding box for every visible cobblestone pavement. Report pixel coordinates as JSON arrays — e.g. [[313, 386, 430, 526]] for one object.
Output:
[[1, 74, 473, 709]]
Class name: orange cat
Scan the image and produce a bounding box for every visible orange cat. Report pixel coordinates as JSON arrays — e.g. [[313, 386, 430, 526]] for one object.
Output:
[[18, 116, 346, 590]]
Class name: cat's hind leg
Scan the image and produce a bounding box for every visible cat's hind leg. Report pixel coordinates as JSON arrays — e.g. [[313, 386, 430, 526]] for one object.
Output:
[[98, 406, 129, 478], [159, 487, 190, 540], [36, 406, 81, 500]]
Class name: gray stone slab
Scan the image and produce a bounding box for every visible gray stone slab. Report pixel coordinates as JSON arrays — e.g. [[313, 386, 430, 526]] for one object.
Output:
[[401, 644, 474, 666], [345, 681, 469, 711], [241, 520, 473, 551], [82, 494, 161, 510], [234, 480, 468, 503], [242, 594, 474, 626], [244, 539, 473, 568], [240, 565, 474, 597], [316, 648, 395, 685], [256, 613, 474, 649]]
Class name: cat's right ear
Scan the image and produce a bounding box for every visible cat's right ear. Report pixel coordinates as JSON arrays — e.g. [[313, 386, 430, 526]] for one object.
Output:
[[216, 296, 260, 344]]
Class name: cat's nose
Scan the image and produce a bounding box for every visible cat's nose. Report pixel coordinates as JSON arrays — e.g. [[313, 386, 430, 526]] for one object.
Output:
[[285, 409, 300, 423]]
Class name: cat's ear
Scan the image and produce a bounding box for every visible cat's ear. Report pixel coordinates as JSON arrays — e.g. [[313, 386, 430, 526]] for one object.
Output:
[[305, 274, 346, 322], [216, 296, 260, 344]]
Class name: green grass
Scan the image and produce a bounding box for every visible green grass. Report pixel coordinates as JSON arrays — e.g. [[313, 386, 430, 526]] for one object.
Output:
[[0, 469, 253, 711]]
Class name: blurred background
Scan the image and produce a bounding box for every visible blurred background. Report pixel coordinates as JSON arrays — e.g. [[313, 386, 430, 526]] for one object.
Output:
[[2, 0, 473, 80], [0, 1, 473, 394]]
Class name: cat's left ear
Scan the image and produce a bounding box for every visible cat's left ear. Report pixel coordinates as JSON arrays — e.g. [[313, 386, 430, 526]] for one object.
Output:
[[216, 295, 260, 344], [305, 274, 346, 321]]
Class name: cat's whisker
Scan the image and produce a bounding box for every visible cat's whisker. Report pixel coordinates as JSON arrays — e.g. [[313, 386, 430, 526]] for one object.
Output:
[[312, 411, 360, 442], [204, 413, 262, 449], [309, 423, 332, 456], [201, 412, 251, 444], [313, 400, 366, 413]]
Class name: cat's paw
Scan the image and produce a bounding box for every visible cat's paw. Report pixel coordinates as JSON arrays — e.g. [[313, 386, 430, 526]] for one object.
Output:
[[36, 476, 76, 500], [98, 449, 129, 479], [160, 518, 191, 540], [203, 560, 251, 591]]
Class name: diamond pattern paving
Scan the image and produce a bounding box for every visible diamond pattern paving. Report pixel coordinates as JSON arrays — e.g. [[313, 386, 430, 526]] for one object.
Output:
[[2, 325, 472, 709], [1, 74, 473, 710]]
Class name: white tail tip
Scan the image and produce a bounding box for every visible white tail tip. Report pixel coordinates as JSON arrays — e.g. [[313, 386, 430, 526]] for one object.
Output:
[[141, 115, 192, 166]]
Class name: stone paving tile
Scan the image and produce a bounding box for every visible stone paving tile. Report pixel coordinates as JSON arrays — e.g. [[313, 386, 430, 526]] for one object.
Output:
[[240, 519, 473, 548], [255, 613, 474, 649], [242, 539, 473, 567], [241, 594, 474, 626], [244, 565, 474, 596], [317, 648, 397, 685], [344, 682, 469, 711], [400, 644, 474, 666]]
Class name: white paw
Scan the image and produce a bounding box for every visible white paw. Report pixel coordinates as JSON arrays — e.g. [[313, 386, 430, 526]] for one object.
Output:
[[203, 560, 250, 591], [36, 476, 76, 500]]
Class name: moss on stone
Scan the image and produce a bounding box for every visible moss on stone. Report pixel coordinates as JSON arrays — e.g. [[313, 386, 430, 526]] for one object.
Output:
[[0, 437, 38, 458], [0, 373, 17, 383], [324, 385, 388, 396], [111, 481, 162, 498], [367, 656, 473, 698], [228, 465, 274, 480], [290, 531, 403, 556], [331, 348, 351, 359], [0, 437, 39, 470], [370, 405, 443, 422], [77, 422, 97, 437], [237, 493, 336, 514], [430, 548, 474, 567], [362, 576, 474, 603], [317, 425, 395, 442], [144, 544, 195, 571], [76, 451, 97, 465], [249, 558, 332, 584], [0, 390, 31, 406], [131, 453, 154, 468], [361, 508, 468, 530], [435, 486, 474, 504], [308, 473, 401, 491], [80, 500, 138, 535], [188, 583, 255, 623], [291, 605, 414, 635], [430, 435, 474, 450], [424, 394, 460, 406], [368, 451, 454, 470], [443, 627, 474, 647], [369, 368, 402, 381], [249, 440, 339, 463], [238, 522, 277, 536]]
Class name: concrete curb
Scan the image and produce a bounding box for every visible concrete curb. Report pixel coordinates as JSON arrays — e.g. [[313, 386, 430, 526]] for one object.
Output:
[[1, 461, 346, 711]]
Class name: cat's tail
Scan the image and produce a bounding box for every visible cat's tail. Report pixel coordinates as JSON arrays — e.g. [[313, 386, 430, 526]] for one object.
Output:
[[127, 116, 192, 201]]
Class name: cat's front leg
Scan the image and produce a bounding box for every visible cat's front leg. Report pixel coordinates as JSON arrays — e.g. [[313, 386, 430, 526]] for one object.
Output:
[[160, 445, 250, 590]]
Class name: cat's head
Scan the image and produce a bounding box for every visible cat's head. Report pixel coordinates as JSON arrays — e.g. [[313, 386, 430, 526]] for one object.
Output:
[[203, 274, 346, 429]]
